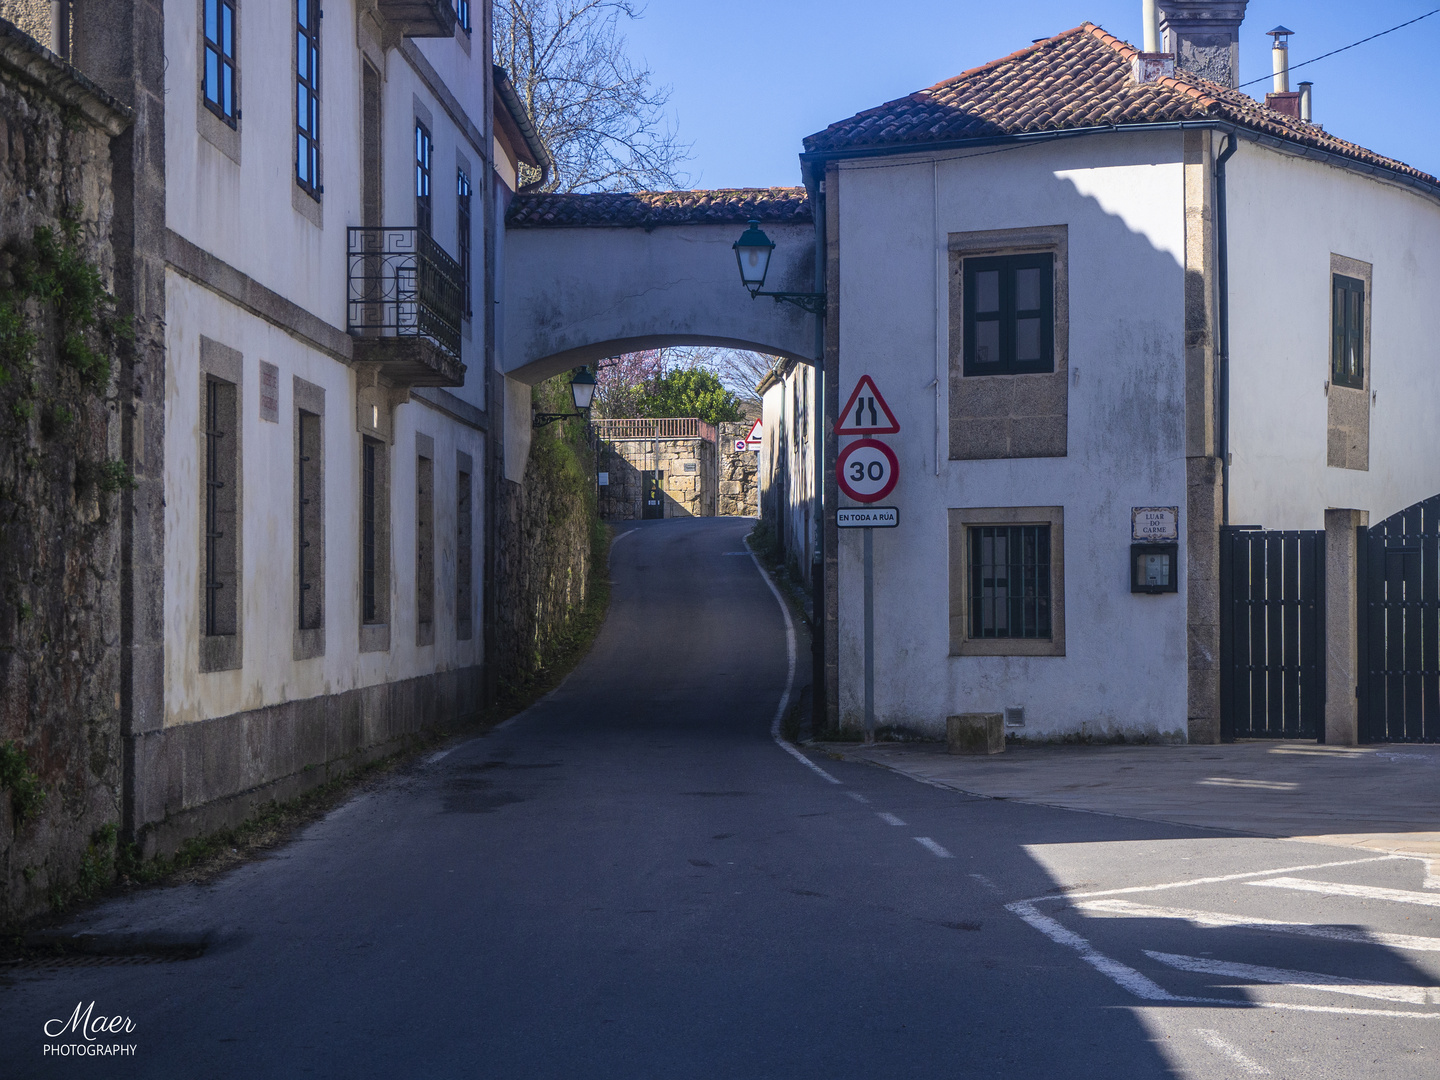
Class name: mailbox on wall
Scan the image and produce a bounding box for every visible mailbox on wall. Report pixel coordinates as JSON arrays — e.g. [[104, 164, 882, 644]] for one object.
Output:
[[1132, 543, 1178, 594]]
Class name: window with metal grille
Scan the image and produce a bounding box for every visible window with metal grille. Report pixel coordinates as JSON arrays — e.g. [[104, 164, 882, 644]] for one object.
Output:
[[415, 121, 432, 235], [457, 168, 472, 317], [297, 410, 323, 630], [969, 525, 1052, 639], [1332, 273, 1364, 389], [362, 438, 378, 623], [205, 378, 239, 637], [963, 253, 1054, 375], [202, 0, 238, 125], [296, 0, 320, 196], [455, 0, 471, 34], [416, 452, 434, 635]]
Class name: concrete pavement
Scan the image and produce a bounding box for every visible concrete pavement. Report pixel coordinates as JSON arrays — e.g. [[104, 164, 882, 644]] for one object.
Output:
[[822, 739, 1440, 859]]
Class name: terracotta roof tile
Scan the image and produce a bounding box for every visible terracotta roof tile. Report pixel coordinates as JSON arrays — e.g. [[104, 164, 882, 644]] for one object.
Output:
[[507, 187, 812, 228], [804, 23, 1435, 187]]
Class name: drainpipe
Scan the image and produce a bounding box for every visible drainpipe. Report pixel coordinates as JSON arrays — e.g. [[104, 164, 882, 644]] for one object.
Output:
[[50, 0, 69, 59], [1216, 132, 1238, 526], [807, 165, 827, 731]]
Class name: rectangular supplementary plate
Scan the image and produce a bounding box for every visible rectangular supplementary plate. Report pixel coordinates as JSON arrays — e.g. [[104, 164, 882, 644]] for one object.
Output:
[[837, 507, 899, 528]]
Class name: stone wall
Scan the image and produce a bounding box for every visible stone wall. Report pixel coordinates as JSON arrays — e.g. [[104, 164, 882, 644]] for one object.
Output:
[[598, 436, 716, 520], [0, 19, 131, 922], [492, 419, 598, 692], [717, 422, 758, 517]]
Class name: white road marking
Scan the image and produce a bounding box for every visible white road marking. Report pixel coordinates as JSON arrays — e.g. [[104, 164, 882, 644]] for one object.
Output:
[[1196, 777, 1298, 791], [970, 873, 1002, 895], [1194, 1029, 1269, 1075], [1148, 951, 1440, 1006], [1075, 898, 1440, 953], [1424, 860, 1440, 892], [914, 837, 954, 859], [1005, 901, 1192, 1001], [1036, 855, 1400, 903], [1251, 877, 1440, 909], [877, 812, 906, 826], [423, 748, 454, 766], [747, 544, 840, 786], [611, 528, 639, 546], [844, 790, 869, 804]]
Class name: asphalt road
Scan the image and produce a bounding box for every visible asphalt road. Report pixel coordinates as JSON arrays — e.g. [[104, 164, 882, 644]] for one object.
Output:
[[3, 517, 1438, 1077]]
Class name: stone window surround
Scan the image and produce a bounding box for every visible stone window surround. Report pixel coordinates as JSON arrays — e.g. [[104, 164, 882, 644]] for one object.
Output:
[[456, 448, 473, 641], [948, 506, 1066, 657], [359, 434, 391, 654], [198, 336, 244, 673], [948, 225, 1069, 461], [294, 375, 326, 661], [1327, 252, 1371, 472], [415, 431, 435, 647], [196, 0, 241, 164]]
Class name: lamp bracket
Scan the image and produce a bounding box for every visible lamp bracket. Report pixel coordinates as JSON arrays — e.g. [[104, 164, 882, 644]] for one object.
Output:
[[533, 412, 584, 429], [749, 289, 827, 317]]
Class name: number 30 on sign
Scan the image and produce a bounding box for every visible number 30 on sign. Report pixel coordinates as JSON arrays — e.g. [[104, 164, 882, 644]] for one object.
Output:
[[836, 438, 899, 503]]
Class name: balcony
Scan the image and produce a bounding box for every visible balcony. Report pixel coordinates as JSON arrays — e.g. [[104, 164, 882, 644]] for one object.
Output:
[[373, 0, 456, 38], [347, 227, 465, 388]]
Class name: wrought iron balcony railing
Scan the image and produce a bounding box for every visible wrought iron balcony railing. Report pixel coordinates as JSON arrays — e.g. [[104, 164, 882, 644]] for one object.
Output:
[[347, 227, 463, 363]]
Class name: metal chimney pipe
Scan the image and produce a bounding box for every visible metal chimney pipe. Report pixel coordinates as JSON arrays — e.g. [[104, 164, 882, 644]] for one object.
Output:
[[1143, 0, 1160, 53], [49, 0, 69, 59], [1298, 81, 1312, 122], [1268, 26, 1293, 94]]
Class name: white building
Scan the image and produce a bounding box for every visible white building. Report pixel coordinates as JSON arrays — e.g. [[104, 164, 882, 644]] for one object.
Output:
[[757, 358, 817, 586], [18, 0, 548, 852], [792, 10, 1440, 744]]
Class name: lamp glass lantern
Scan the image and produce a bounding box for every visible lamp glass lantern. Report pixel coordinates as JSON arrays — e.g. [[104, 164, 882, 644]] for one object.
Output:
[[570, 367, 597, 411], [733, 219, 775, 294]]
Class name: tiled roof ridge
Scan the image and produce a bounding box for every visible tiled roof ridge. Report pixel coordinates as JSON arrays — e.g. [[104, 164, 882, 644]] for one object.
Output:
[[925, 23, 1090, 95], [507, 186, 813, 228], [1081, 21, 1223, 113]]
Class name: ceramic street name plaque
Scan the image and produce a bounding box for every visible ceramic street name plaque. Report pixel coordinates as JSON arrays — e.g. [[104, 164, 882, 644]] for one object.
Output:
[[1132, 506, 1179, 542], [258, 361, 280, 423]]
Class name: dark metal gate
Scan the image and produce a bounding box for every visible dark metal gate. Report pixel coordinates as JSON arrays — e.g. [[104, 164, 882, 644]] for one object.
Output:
[[642, 471, 664, 520], [1220, 528, 1326, 739], [1358, 495, 1440, 742]]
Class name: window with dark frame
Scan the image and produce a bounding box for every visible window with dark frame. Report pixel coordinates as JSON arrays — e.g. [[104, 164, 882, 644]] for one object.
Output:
[[296, 0, 320, 197], [415, 122, 432, 235], [362, 438, 378, 623], [455, 0, 471, 34], [963, 253, 1054, 375], [204, 378, 239, 638], [457, 168, 472, 318], [416, 452, 434, 633], [1332, 273, 1365, 389], [969, 525, 1052, 639], [297, 410, 322, 631], [202, 0, 238, 126], [456, 467, 472, 640]]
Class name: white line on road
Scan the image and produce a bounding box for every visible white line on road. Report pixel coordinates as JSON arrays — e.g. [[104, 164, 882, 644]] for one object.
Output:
[[1194, 1029, 1269, 1076], [1075, 898, 1440, 953], [1426, 861, 1440, 892], [611, 528, 639, 546], [1005, 901, 1193, 1001], [1147, 951, 1440, 1006], [747, 544, 840, 786], [1250, 877, 1440, 908], [1034, 855, 1400, 903], [914, 837, 954, 859], [423, 748, 454, 766], [844, 790, 869, 804], [877, 812, 906, 826]]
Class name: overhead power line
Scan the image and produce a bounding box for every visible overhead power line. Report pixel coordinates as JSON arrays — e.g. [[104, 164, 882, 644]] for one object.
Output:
[[1236, 7, 1440, 89]]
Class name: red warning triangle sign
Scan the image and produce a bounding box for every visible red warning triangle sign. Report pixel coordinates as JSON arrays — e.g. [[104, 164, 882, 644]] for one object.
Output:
[[836, 375, 900, 435], [745, 419, 763, 445]]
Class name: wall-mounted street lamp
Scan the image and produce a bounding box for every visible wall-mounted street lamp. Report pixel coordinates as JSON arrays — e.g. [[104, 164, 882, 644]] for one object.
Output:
[[733, 220, 826, 317], [533, 366, 598, 428]]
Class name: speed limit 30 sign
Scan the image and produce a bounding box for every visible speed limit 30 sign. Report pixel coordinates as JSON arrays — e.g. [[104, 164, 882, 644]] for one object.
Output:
[[836, 438, 899, 503]]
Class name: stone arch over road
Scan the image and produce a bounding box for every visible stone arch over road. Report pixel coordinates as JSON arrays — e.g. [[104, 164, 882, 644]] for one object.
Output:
[[501, 188, 819, 386]]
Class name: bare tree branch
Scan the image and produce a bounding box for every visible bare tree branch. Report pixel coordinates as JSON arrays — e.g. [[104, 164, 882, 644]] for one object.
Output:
[[494, 0, 690, 192]]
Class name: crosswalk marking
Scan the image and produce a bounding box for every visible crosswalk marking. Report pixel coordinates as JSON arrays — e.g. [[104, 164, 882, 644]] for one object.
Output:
[[1250, 876, 1440, 909], [1044, 855, 1398, 903], [1146, 951, 1440, 1006], [1074, 897, 1440, 953]]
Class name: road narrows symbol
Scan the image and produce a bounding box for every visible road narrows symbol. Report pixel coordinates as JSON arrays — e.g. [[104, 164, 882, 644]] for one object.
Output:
[[836, 375, 900, 435]]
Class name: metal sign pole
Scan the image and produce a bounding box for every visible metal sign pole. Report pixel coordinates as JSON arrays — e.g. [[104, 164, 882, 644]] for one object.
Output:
[[863, 525, 874, 745]]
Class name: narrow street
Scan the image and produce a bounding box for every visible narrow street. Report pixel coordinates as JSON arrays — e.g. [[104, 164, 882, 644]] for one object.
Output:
[[4, 518, 1437, 1077]]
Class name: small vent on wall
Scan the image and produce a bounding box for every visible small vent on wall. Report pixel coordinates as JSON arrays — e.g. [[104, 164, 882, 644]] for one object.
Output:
[[1004, 706, 1025, 728]]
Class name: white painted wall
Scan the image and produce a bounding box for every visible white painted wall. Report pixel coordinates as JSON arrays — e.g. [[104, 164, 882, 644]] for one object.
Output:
[[1227, 143, 1440, 529], [161, 7, 492, 727], [758, 362, 816, 582], [834, 133, 1191, 740]]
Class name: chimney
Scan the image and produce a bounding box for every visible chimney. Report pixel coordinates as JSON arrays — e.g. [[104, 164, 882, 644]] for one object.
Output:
[[1156, 1, 1249, 88], [1264, 27, 1301, 118], [1298, 81, 1313, 123], [1143, 0, 1161, 53]]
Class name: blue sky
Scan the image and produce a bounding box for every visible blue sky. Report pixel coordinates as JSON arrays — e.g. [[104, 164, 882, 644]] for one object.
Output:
[[620, 1, 1440, 189]]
